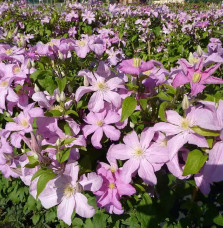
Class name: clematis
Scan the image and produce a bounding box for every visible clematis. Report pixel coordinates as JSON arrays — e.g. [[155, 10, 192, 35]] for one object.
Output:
[[108, 129, 168, 184], [195, 141, 223, 194], [35, 162, 102, 225], [75, 69, 124, 112], [119, 58, 154, 75], [0, 76, 18, 111], [82, 108, 121, 148], [82, 10, 95, 24], [172, 58, 223, 96], [74, 38, 90, 58], [154, 108, 209, 160], [95, 161, 136, 214]]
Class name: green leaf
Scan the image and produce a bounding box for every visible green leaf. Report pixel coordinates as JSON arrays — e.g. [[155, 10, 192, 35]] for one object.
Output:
[[30, 70, 52, 81], [191, 126, 220, 137], [32, 214, 40, 225], [45, 110, 63, 117], [121, 96, 137, 122], [61, 138, 76, 146], [31, 169, 48, 181], [38, 75, 57, 95], [56, 77, 67, 93], [136, 193, 153, 228], [36, 171, 57, 198], [93, 211, 109, 228], [213, 215, 223, 226], [65, 110, 78, 117], [60, 148, 71, 163], [158, 101, 169, 121], [162, 84, 176, 95], [139, 99, 147, 110], [157, 91, 172, 101], [183, 149, 208, 176]]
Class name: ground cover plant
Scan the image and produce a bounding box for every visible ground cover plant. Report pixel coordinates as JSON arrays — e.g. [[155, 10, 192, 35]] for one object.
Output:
[[0, 0, 223, 227]]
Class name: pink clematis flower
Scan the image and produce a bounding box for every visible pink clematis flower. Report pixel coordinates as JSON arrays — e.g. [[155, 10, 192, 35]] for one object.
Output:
[[154, 107, 209, 160], [108, 129, 169, 184], [119, 58, 154, 75], [74, 38, 90, 58], [95, 161, 136, 214], [35, 162, 102, 225], [0, 76, 18, 110], [82, 108, 121, 148], [172, 58, 223, 96], [195, 141, 223, 194], [75, 70, 124, 112]]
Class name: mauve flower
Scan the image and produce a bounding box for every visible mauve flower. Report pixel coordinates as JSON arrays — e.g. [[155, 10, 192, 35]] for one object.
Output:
[[75, 69, 124, 112], [36, 162, 102, 225], [82, 10, 95, 24], [82, 108, 120, 148], [95, 161, 135, 214], [154, 107, 209, 160], [108, 129, 168, 184], [195, 141, 223, 194], [172, 58, 223, 96], [119, 58, 154, 75]]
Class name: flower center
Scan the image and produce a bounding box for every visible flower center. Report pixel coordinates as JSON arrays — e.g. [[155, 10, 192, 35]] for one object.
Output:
[[48, 42, 54, 47], [78, 40, 87, 47], [133, 58, 142, 67], [96, 120, 103, 126], [134, 147, 144, 156], [181, 118, 189, 129], [143, 70, 152, 76], [110, 165, 116, 173], [6, 49, 13, 55], [97, 82, 107, 90], [192, 72, 201, 83], [108, 183, 115, 189], [160, 139, 167, 147], [64, 184, 75, 198], [13, 66, 21, 74], [0, 81, 9, 87], [20, 119, 29, 127]]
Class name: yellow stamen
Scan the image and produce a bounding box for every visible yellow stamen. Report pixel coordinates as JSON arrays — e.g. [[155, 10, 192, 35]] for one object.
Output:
[[133, 58, 142, 68], [0, 81, 8, 87], [96, 120, 103, 127], [192, 72, 201, 83], [97, 82, 107, 90], [64, 184, 75, 198], [134, 148, 143, 155], [20, 119, 29, 127], [181, 118, 189, 129], [108, 183, 115, 189], [5, 49, 13, 55], [77, 40, 87, 47], [13, 66, 21, 74], [143, 70, 152, 76]]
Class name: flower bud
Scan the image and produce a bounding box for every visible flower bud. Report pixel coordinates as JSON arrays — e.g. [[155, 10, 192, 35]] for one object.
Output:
[[31, 60, 35, 68], [68, 85, 73, 93], [27, 59, 32, 69], [60, 91, 66, 102], [182, 95, 190, 110], [56, 138, 61, 147], [34, 84, 40, 92], [130, 121, 135, 129], [56, 94, 61, 103], [58, 51, 64, 60], [197, 45, 203, 57], [84, 75, 89, 86]]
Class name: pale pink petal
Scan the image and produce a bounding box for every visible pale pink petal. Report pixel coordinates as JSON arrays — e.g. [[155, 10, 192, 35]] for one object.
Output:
[[121, 159, 140, 183], [106, 77, 123, 90], [166, 110, 182, 125], [123, 131, 140, 149], [168, 133, 188, 160], [75, 86, 94, 102], [172, 72, 189, 88], [74, 193, 95, 218], [82, 125, 99, 137], [140, 128, 154, 150], [88, 91, 104, 112], [79, 172, 103, 192], [154, 122, 182, 136], [108, 144, 131, 160], [204, 76, 223, 84], [138, 159, 157, 185], [57, 196, 75, 225], [91, 128, 103, 148], [5, 122, 24, 131], [104, 110, 120, 124], [7, 88, 18, 102], [190, 83, 206, 96], [103, 125, 120, 141], [187, 133, 208, 148], [103, 91, 121, 108]]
